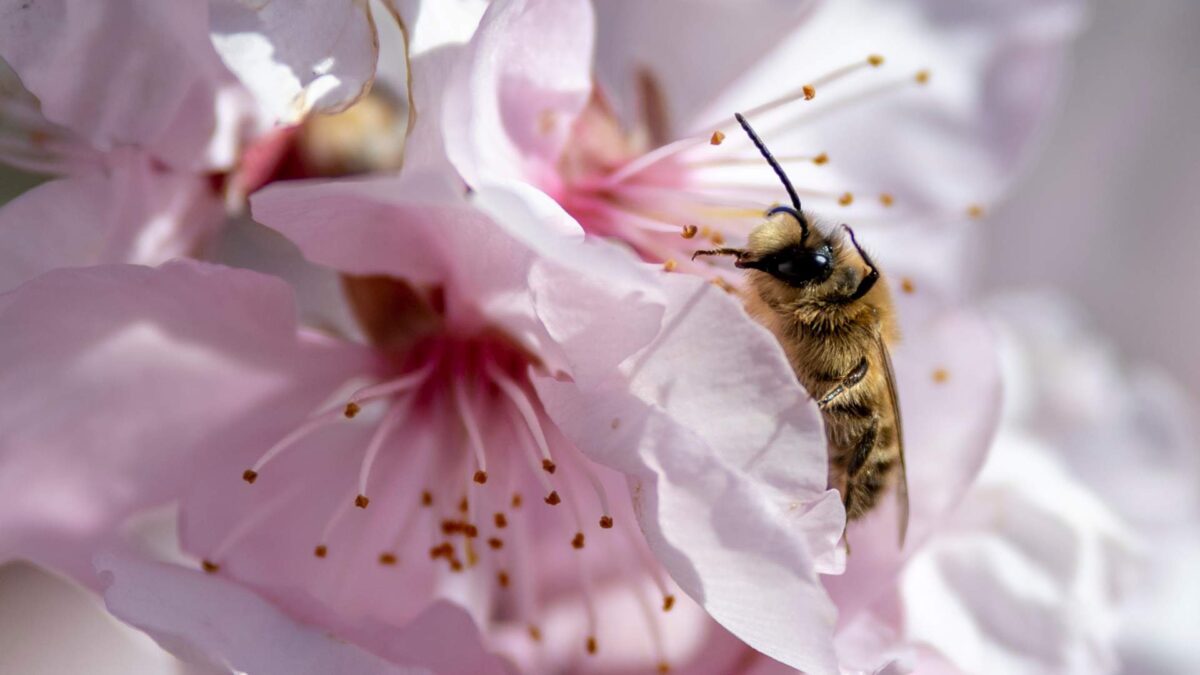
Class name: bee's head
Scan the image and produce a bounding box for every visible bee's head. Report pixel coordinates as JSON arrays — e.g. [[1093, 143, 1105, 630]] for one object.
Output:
[[735, 207, 835, 287]]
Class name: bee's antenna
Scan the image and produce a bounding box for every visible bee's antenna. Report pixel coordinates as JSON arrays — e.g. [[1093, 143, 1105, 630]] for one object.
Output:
[[734, 112, 809, 239]]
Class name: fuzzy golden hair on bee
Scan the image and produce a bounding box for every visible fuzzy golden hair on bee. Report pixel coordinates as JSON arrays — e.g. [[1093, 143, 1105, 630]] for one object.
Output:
[[695, 113, 909, 548]]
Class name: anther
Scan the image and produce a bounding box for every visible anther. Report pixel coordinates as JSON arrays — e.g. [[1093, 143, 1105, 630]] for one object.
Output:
[[488, 537, 504, 549], [880, 193, 895, 207], [314, 544, 328, 558], [868, 54, 885, 67], [710, 232, 725, 245], [545, 491, 561, 506], [473, 470, 488, 484], [528, 625, 543, 642], [541, 459, 557, 474], [838, 192, 854, 206], [901, 277, 915, 294], [662, 259, 677, 272], [813, 152, 829, 165], [512, 493, 523, 509], [497, 570, 510, 587], [354, 494, 370, 508], [599, 516, 614, 529], [421, 490, 433, 507], [967, 203, 985, 219], [343, 402, 361, 418], [242, 469, 258, 484], [494, 512, 508, 528], [586, 636, 598, 654], [915, 69, 931, 84], [663, 594, 675, 612], [378, 552, 398, 565], [933, 368, 950, 383], [657, 662, 671, 673], [610, 418, 620, 430], [449, 559, 464, 572], [201, 559, 220, 574], [802, 85, 816, 100], [463, 524, 479, 538], [681, 225, 698, 239], [572, 532, 586, 549], [459, 497, 470, 514], [709, 130, 725, 145]]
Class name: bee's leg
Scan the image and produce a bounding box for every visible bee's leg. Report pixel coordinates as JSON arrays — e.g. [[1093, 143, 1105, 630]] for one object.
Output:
[[842, 416, 881, 523], [841, 225, 879, 302], [816, 356, 869, 410]]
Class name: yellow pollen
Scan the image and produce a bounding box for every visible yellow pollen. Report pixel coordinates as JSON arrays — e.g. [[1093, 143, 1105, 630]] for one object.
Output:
[[201, 559, 220, 574], [354, 494, 370, 508], [868, 54, 885, 67], [586, 636, 598, 654], [528, 625, 543, 642], [241, 469, 258, 484], [662, 259, 678, 272], [900, 277, 916, 294], [880, 193, 895, 207], [488, 537, 504, 550], [802, 84, 816, 100], [709, 130, 725, 145], [681, 224, 698, 239], [711, 277, 736, 294], [571, 532, 586, 549], [343, 402, 361, 418], [710, 231, 725, 245], [473, 470, 488, 484], [699, 225, 712, 239], [314, 544, 328, 558], [421, 490, 433, 507], [511, 493, 523, 509], [494, 512, 508, 528], [663, 594, 676, 611], [545, 491, 562, 506], [967, 203, 986, 219], [915, 69, 931, 84], [813, 152, 829, 165], [497, 570, 510, 587], [378, 552, 398, 565], [541, 459, 557, 474], [838, 192, 854, 206], [932, 368, 950, 383], [599, 515, 614, 529]]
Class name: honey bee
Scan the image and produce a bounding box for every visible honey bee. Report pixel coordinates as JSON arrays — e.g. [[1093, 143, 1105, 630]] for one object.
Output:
[[695, 113, 908, 546]]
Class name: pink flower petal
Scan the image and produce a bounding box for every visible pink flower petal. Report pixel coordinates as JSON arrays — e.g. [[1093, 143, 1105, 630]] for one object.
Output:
[[97, 552, 511, 674], [0, 152, 223, 292], [0, 260, 368, 585], [0, 0, 245, 170], [209, 0, 379, 124], [536, 274, 844, 675], [442, 0, 595, 189]]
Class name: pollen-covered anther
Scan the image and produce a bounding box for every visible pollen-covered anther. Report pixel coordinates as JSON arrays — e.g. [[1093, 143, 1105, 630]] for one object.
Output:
[[657, 662, 671, 673], [494, 512, 508, 528], [201, 559, 220, 574], [586, 636, 598, 655], [545, 491, 562, 506], [314, 544, 328, 558], [803, 84, 816, 100], [378, 552, 398, 566], [813, 152, 829, 165], [710, 231, 725, 245], [880, 193, 895, 207], [459, 497, 470, 514], [967, 203, 985, 219], [901, 277, 916, 294], [663, 594, 676, 611], [241, 469, 258, 484], [512, 493, 523, 509], [343, 402, 361, 418], [528, 625, 543, 642], [681, 224, 698, 239], [463, 524, 479, 538], [599, 515, 614, 529], [429, 543, 454, 559], [449, 558, 464, 572], [421, 490, 433, 507], [354, 494, 370, 508], [709, 130, 725, 145], [932, 368, 950, 384], [662, 259, 678, 272], [488, 537, 504, 550], [473, 470, 488, 484], [838, 192, 854, 206], [572, 532, 586, 549], [541, 459, 557, 474], [867, 54, 885, 67], [497, 570, 510, 587], [915, 69, 931, 84]]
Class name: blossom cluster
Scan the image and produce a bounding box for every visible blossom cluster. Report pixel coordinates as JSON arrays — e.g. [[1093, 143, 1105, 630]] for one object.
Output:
[[0, 1, 1184, 674]]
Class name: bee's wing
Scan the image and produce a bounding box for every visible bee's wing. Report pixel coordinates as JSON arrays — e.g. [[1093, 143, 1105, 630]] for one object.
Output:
[[875, 332, 909, 548]]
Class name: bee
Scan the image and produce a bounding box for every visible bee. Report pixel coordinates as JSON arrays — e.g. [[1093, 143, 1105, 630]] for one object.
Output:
[[694, 113, 908, 547]]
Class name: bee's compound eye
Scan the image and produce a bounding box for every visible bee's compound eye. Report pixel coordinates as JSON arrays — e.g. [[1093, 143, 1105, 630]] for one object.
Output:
[[768, 246, 834, 286]]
